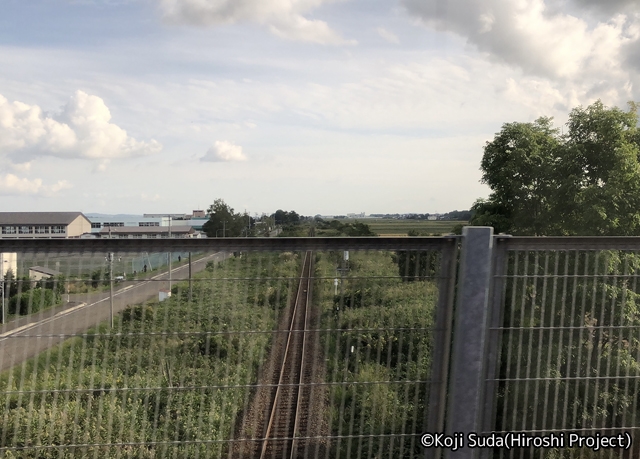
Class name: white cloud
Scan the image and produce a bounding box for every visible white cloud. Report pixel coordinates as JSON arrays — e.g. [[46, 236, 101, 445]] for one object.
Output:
[[48, 180, 73, 194], [158, 0, 352, 44], [0, 91, 162, 163], [402, 0, 640, 92], [93, 159, 111, 173], [9, 162, 31, 172], [376, 27, 400, 44], [0, 173, 72, 196], [201, 140, 247, 162]]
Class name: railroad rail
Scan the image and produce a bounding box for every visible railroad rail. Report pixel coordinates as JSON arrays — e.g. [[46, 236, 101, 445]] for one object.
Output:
[[259, 250, 313, 459]]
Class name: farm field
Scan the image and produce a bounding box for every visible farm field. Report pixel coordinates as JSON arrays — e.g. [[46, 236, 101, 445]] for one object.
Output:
[[341, 218, 466, 236], [0, 252, 301, 458]]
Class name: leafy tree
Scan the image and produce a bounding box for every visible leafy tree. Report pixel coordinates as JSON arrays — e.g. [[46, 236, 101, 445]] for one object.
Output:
[[470, 117, 561, 235], [470, 101, 640, 455], [2, 269, 15, 297], [202, 199, 244, 237], [39, 274, 66, 296], [470, 101, 640, 236], [272, 209, 300, 225], [91, 269, 110, 288]]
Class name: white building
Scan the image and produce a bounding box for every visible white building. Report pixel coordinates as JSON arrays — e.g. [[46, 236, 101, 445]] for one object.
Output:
[[1, 252, 17, 277], [98, 226, 196, 238]]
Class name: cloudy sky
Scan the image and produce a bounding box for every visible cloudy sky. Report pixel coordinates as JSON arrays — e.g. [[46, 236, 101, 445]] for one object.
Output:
[[1, 0, 639, 216]]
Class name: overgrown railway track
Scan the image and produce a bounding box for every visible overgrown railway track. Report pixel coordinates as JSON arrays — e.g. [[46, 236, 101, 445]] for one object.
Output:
[[258, 250, 313, 459], [232, 251, 315, 459]]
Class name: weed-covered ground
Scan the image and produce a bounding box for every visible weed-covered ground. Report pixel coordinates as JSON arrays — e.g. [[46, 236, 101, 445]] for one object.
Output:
[[0, 252, 301, 458], [314, 250, 439, 458]]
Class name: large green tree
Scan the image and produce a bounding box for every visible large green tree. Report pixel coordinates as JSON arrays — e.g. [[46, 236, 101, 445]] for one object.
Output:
[[472, 101, 640, 457], [202, 199, 245, 238], [470, 101, 640, 236]]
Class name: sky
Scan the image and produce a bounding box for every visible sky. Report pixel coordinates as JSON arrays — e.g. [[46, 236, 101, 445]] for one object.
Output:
[[1, 0, 639, 216]]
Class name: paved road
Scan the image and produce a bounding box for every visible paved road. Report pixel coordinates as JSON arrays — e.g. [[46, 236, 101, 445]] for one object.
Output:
[[0, 251, 230, 372]]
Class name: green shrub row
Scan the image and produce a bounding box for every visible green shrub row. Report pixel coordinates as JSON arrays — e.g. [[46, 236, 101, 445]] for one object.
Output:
[[8, 288, 60, 316]]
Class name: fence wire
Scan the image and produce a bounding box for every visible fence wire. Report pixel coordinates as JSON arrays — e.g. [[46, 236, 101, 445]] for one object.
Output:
[[488, 247, 640, 459], [0, 241, 450, 458]]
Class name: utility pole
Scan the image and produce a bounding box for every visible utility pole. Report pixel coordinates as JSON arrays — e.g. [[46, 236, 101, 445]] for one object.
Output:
[[168, 216, 172, 293], [1, 277, 5, 325], [1, 255, 6, 324], [107, 252, 114, 328], [188, 252, 193, 303]]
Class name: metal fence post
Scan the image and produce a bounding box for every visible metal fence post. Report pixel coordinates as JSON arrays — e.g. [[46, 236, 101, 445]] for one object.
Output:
[[446, 227, 493, 459], [425, 237, 459, 459], [480, 235, 510, 459]]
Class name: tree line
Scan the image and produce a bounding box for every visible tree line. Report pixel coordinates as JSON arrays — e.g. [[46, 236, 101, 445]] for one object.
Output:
[[201, 198, 310, 237], [201, 199, 378, 237]]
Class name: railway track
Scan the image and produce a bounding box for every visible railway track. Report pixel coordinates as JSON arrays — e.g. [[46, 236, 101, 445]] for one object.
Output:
[[258, 250, 313, 459], [230, 251, 325, 459]]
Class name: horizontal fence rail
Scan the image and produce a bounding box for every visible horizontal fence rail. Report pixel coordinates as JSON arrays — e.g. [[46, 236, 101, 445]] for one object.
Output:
[[0, 237, 456, 458], [0, 236, 458, 253]]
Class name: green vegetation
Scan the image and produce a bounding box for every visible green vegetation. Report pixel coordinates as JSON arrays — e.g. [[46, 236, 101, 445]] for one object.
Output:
[[497, 251, 640, 459], [0, 252, 301, 458], [316, 250, 438, 458], [470, 100, 640, 236], [313, 219, 377, 237], [356, 219, 464, 236], [202, 199, 255, 237], [2, 270, 64, 316], [469, 100, 640, 457]]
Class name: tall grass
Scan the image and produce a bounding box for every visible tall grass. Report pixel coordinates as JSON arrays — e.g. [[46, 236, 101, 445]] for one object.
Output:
[[0, 251, 301, 458], [315, 250, 439, 458]]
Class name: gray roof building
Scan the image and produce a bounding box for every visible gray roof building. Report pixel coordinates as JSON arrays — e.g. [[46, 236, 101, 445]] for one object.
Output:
[[0, 212, 92, 238], [29, 266, 62, 277], [0, 212, 86, 225]]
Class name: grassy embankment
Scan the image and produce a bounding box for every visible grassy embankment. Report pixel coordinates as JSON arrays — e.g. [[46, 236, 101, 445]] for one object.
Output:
[[0, 251, 301, 458], [315, 250, 439, 458]]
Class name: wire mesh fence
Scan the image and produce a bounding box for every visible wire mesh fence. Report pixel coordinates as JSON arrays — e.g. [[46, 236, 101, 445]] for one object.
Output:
[[484, 239, 640, 459], [0, 238, 454, 458]]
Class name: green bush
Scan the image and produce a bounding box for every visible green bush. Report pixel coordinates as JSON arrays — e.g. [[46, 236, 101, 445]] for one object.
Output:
[[320, 251, 438, 458], [8, 288, 60, 315]]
